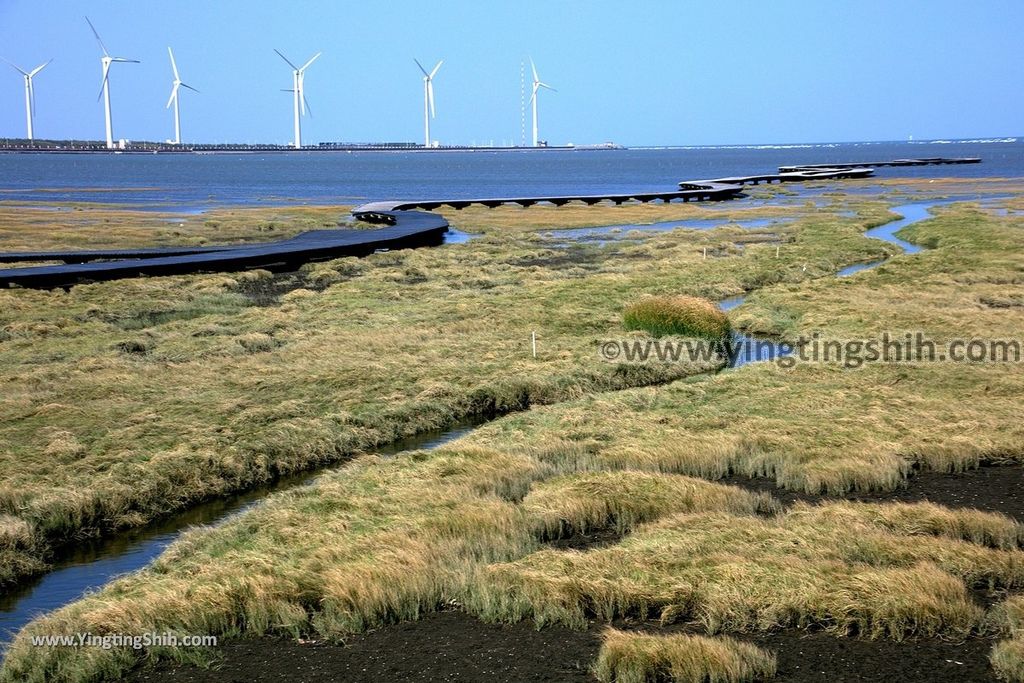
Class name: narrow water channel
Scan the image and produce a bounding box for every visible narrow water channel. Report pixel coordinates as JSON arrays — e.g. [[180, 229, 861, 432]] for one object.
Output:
[[0, 420, 482, 652], [723, 202, 945, 367], [0, 200, 948, 656]]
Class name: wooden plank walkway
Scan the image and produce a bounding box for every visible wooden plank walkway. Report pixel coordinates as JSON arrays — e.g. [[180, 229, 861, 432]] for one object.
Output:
[[778, 157, 980, 173], [0, 212, 448, 288], [0, 157, 979, 289]]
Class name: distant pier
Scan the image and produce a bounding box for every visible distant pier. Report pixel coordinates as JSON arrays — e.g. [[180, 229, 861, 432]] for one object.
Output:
[[778, 157, 980, 173]]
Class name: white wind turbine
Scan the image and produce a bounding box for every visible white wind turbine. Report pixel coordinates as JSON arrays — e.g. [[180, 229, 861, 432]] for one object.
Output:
[[2, 58, 51, 141], [275, 49, 320, 149], [86, 17, 139, 149], [414, 59, 442, 148], [529, 57, 556, 147], [166, 47, 198, 145]]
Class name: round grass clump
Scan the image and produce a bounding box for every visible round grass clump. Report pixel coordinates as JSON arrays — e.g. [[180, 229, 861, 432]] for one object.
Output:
[[623, 295, 730, 339]]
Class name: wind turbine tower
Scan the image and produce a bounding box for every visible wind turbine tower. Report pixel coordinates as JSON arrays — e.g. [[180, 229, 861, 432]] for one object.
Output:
[[86, 17, 139, 149], [166, 48, 198, 145], [275, 50, 320, 149], [529, 58, 556, 147], [415, 59, 442, 148], [2, 58, 50, 141]]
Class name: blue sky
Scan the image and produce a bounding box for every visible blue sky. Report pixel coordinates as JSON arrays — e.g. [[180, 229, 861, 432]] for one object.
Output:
[[0, 0, 1021, 146]]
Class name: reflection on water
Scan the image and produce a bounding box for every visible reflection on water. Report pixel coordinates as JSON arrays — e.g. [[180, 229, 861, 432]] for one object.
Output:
[[837, 260, 886, 277], [442, 228, 478, 244], [718, 295, 746, 312], [726, 332, 791, 369], [862, 203, 931, 254]]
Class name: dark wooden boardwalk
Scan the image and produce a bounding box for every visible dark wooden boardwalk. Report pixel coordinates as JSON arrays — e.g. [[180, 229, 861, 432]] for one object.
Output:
[[687, 166, 876, 188], [778, 157, 980, 173], [0, 157, 980, 289], [0, 212, 449, 289]]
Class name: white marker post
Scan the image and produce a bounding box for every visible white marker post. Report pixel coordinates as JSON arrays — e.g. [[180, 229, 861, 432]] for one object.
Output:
[[532, 331, 537, 358]]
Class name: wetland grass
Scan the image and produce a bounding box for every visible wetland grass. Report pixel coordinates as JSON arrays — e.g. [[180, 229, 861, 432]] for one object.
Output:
[[623, 295, 730, 339], [0, 204, 359, 253], [4, 187, 1024, 681], [594, 629, 777, 683], [0, 197, 896, 590]]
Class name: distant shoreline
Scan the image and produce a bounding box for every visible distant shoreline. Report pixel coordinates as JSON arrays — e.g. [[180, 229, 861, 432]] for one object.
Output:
[[0, 143, 626, 155], [0, 137, 1018, 156]]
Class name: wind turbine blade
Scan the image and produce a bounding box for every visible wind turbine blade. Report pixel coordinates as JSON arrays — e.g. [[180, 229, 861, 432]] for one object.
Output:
[[166, 83, 179, 109], [414, 58, 429, 77], [85, 16, 110, 56], [428, 81, 435, 118], [181, 82, 200, 93], [429, 60, 443, 79], [274, 49, 299, 71], [29, 59, 51, 77], [111, 57, 140, 63], [303, 95, 313, 118], [167, 47, 179, 80], [0, 57, 28, 76], [300, 52, 321, 71], [539, 83, 556, 92], [530, 57, 539, 84], [97, 62, 111, 101]]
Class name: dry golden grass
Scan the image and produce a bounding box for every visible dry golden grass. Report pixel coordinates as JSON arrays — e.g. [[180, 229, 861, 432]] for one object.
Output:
[[472, 504, 1018, 637], [0, 514, 44, 588], [0, 203, 357, 252], [732, 204, 1024, 341], [464, 361, 1024, 495], [0, 445, 543, 682], [794, 501, 1024, 550], [875, 177, 1024, 193], [14, 438, 1019, 683], [0, 197, 897, 589], [989, 593, 1024, 676], [444, 201, 804, 235], [522, 471, 777, 540], [465, 204, 1024, 494], [7, 484, 1014, 681], [991, 596, 1024, 638], [994, 639, 1024, 682], [5, 186, 1024, 682], [594, 629, 777, 683]]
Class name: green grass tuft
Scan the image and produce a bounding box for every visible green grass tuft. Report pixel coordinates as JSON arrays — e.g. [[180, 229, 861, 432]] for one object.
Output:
[[623, 295, 731, 339]]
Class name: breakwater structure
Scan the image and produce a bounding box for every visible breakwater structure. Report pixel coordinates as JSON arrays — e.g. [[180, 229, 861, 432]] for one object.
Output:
[[0, 157, 980, 289]]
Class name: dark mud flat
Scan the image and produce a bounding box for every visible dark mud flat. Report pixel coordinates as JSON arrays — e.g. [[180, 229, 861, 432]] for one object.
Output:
[[546, 527, 625, 551], [723, 464, 1024, 520], [124, 611, 601, 683], [125, 611, 1000, 683], [752, 631, 996, 682]]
